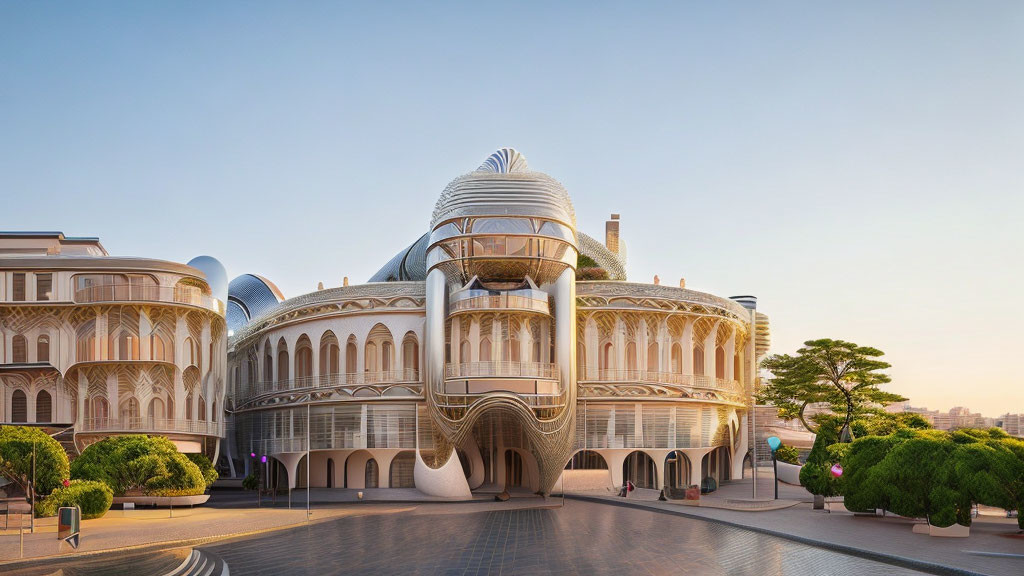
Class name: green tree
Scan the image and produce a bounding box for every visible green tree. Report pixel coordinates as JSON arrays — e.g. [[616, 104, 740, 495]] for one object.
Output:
[[0, 425, 70, 496], [71, 435, 207, 497], [759, 339, 904, 441]]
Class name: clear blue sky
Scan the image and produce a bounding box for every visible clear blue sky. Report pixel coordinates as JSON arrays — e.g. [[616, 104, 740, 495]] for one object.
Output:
[[3, 2, 1022, 416]]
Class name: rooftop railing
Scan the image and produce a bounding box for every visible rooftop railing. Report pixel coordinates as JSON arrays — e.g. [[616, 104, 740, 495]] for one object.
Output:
[[445, 361, 558, 379], [74, 284, 225, 315], [78, 417, 224, 436]]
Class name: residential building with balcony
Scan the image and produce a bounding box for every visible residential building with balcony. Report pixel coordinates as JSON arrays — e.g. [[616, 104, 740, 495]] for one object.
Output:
[[225, 149, 770, 497], [0, 232, 228, 460]]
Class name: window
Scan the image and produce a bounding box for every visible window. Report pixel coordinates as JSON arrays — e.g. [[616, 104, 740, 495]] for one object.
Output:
[[37, 335, 50, 363], [12, 335, 27, 363], [12, 273, 26, 301], [36, 273, 52, 301]]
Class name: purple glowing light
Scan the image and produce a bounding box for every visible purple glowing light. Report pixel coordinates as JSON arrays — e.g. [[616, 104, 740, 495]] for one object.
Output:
[[261, 455, 268, 463]]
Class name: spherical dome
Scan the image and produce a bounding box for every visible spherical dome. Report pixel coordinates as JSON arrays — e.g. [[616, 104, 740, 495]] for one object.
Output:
[[226, 274, 285, 332], [430, 148, 576, 230], [187, 255, 228, 304]]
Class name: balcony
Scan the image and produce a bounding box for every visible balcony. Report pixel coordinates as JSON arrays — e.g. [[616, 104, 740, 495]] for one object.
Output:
[[246, 369, 422, 399], [74, 284, 225, 315], [449, 293, 550, 315], [445, 361, 557, 379], [579, 369, 746, 400], [78, 417, 224, 437]]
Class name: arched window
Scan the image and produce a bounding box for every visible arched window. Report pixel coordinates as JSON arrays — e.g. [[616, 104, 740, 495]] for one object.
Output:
[[319, 331, 340, 377], [12, 335, 27, 363], [12, 390, 27, 422], [734, 355, 741, 382], [91, 397, 109, 421], [671, 344, 682, 373], [120, 397, 140, 422], [211, 400, 217, 422], [459, 340, 471, 364], [295, 336, 313, 381], [345, 337, 357, 375], [36, 390, 52, 422], [150, 334, 169, 361], [479, 337, 492, 362], [365, 342, 378, 372], [198, 397, 207, 421], [76, 321, 97, 362], [186, 394, 193, 420], [576, 342, 586, 379], [263, 340, 273, 382], [647, 342, 659, 373], [601, 342, 614, 371], [364, 324, 394, 378], [276, 338, 289, 385], [715, 346, 726, 379], [693, 345, 705, 376], [365, 458, 379, 488], [149, 397, 166, 420], [401, 333, 419, 376], [37, 335, 50, 363], [625, 342, 637, 372], [382, 341, 393, 373], [184, 337, 197, 366]]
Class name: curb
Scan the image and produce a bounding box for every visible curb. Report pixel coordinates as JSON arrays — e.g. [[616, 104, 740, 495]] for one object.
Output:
[[565, 495, 985, 576]]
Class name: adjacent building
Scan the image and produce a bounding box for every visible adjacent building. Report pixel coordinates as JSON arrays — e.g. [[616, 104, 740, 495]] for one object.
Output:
[[224, 148, 770, 496], [0, 232, 228, 460]]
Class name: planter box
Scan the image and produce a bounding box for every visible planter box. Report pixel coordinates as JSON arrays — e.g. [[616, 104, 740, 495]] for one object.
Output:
[[912, 522, 970, 537], [113, 494, 210, 507], [776, 462, 802, 486]]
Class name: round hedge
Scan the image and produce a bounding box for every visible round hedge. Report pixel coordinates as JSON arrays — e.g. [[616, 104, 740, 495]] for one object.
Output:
[[35, 480, 113, 520], [71, 435, 207, 497], [0, 425, 70, 495]]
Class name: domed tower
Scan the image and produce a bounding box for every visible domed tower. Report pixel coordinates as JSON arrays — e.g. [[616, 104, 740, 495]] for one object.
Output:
[[419, 148, 578, 496]]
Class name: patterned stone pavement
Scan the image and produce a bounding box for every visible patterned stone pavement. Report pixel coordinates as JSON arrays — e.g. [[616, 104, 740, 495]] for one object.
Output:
[[200, 500, 931, 575]]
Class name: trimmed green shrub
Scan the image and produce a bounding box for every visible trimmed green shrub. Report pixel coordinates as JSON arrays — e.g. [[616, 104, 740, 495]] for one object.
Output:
[[71, 435, 207, 497], [0, 425, 70, 495], [774, 444, 800, 465], [185, 453, 219, 488], [242, 472, 260, 491], [577, 254, 599, 269], [799, 415, 843, 497], [576, 267, 610, 281], [35, 480, 113, 519]]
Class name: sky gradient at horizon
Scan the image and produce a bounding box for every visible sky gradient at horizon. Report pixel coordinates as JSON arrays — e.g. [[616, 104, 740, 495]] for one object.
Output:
[[2, 2, 1022, 416]]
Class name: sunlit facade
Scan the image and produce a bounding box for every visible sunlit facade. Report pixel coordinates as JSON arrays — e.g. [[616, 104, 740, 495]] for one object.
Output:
[[0, 232, 228, 459], [226, 149, 771, 496]]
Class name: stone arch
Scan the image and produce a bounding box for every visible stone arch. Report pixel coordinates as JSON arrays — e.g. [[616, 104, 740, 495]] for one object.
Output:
[[622, 450, 657, 489], [295, 335, 313, 381], [319, 330, 340, 377], [365, 323, 394, 376], [664, 451, 693, 489], [389, 450, 416, 488]]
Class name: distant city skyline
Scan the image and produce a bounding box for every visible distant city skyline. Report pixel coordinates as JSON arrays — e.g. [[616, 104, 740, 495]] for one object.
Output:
[[2, 2, 1021, 416]]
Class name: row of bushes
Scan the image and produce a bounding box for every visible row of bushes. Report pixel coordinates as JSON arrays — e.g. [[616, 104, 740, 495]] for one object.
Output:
[[799, 417, 1024, 528], [0, 427, 217, 519]]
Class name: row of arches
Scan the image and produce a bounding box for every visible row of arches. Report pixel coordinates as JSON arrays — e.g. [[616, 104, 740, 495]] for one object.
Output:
[[9, 389, 52, 423], [591, 341, 738, 379], [567, 448, 732, 490], [242, 325, 420, 391], [8, 334, 51, 364]]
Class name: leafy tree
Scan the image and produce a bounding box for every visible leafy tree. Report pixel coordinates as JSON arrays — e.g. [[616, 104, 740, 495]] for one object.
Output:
[[35, 480, 113, 519], [71, 435, 207, 496], [799, 415, 844, 497], [185, 453, 219, 488], [0, 425, 69, 495], [774, 444, 801, 465], [760, 339, 905, 441]]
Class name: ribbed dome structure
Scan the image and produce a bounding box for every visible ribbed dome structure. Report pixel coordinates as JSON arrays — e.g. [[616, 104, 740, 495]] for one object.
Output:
[[430, 148, 575, 229], [227, 274, 285, 332]]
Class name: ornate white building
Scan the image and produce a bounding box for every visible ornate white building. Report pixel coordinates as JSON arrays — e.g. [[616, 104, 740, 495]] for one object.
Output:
[[225, 149, 770, 497], [0, 232, 228, 459]]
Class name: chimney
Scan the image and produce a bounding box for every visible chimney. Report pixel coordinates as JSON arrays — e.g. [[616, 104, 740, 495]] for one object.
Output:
[[653, 275, 660, 286], [679, 278, 686, 288], [605, 213, 620, 254], [317, 282, 324, 291], [343, 276, 349, 287]]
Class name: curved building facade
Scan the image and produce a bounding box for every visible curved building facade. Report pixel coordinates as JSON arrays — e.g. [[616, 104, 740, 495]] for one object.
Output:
[[226, 149, 769, 496], [0, 232, 228, 458]]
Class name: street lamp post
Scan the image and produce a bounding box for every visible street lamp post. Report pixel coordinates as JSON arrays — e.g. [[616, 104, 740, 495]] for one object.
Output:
[[767, 436, 781, 500]]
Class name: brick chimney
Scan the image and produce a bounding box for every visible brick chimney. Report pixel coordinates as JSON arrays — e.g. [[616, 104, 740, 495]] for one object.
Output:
[[605, 214, 620, 254]]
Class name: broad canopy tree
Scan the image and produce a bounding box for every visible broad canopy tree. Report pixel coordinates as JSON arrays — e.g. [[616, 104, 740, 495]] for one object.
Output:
[[759, 339, 905, 442]]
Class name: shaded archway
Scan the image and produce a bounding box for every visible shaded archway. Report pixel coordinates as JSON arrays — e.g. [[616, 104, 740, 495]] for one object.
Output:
[[11, 389, 27, 422], [365, 458, 379, 488], [622, 451, 657, 489], [664, 451, 692, 489], [326, 457, 335, 488], [36, 390, 52, 423], [566, 450, 608, 470], [389, 451, 416, 488], [701, 446, 731, 487]]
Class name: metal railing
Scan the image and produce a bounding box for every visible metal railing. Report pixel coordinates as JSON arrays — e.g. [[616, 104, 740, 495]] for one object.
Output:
[[74, 284, 225, 315], [78, 417, 224, 436], [580, 370, 744, 395], [247, 369, 421, 398], [449, 294, 550, 315], [445, 361, 558, 379]]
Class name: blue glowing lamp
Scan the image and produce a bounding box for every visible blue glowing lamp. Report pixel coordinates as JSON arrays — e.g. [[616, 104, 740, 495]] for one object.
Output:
[[767, 436, 782, 453]]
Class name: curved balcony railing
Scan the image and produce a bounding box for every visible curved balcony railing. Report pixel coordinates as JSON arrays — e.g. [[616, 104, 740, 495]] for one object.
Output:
[[445, 361, 558, 379], [448, 294, 550, 315], [579, 370, 745, 396], [74, 284, 225, 315], [78, 417, 224, 436], [247, 369, 421, 398]]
